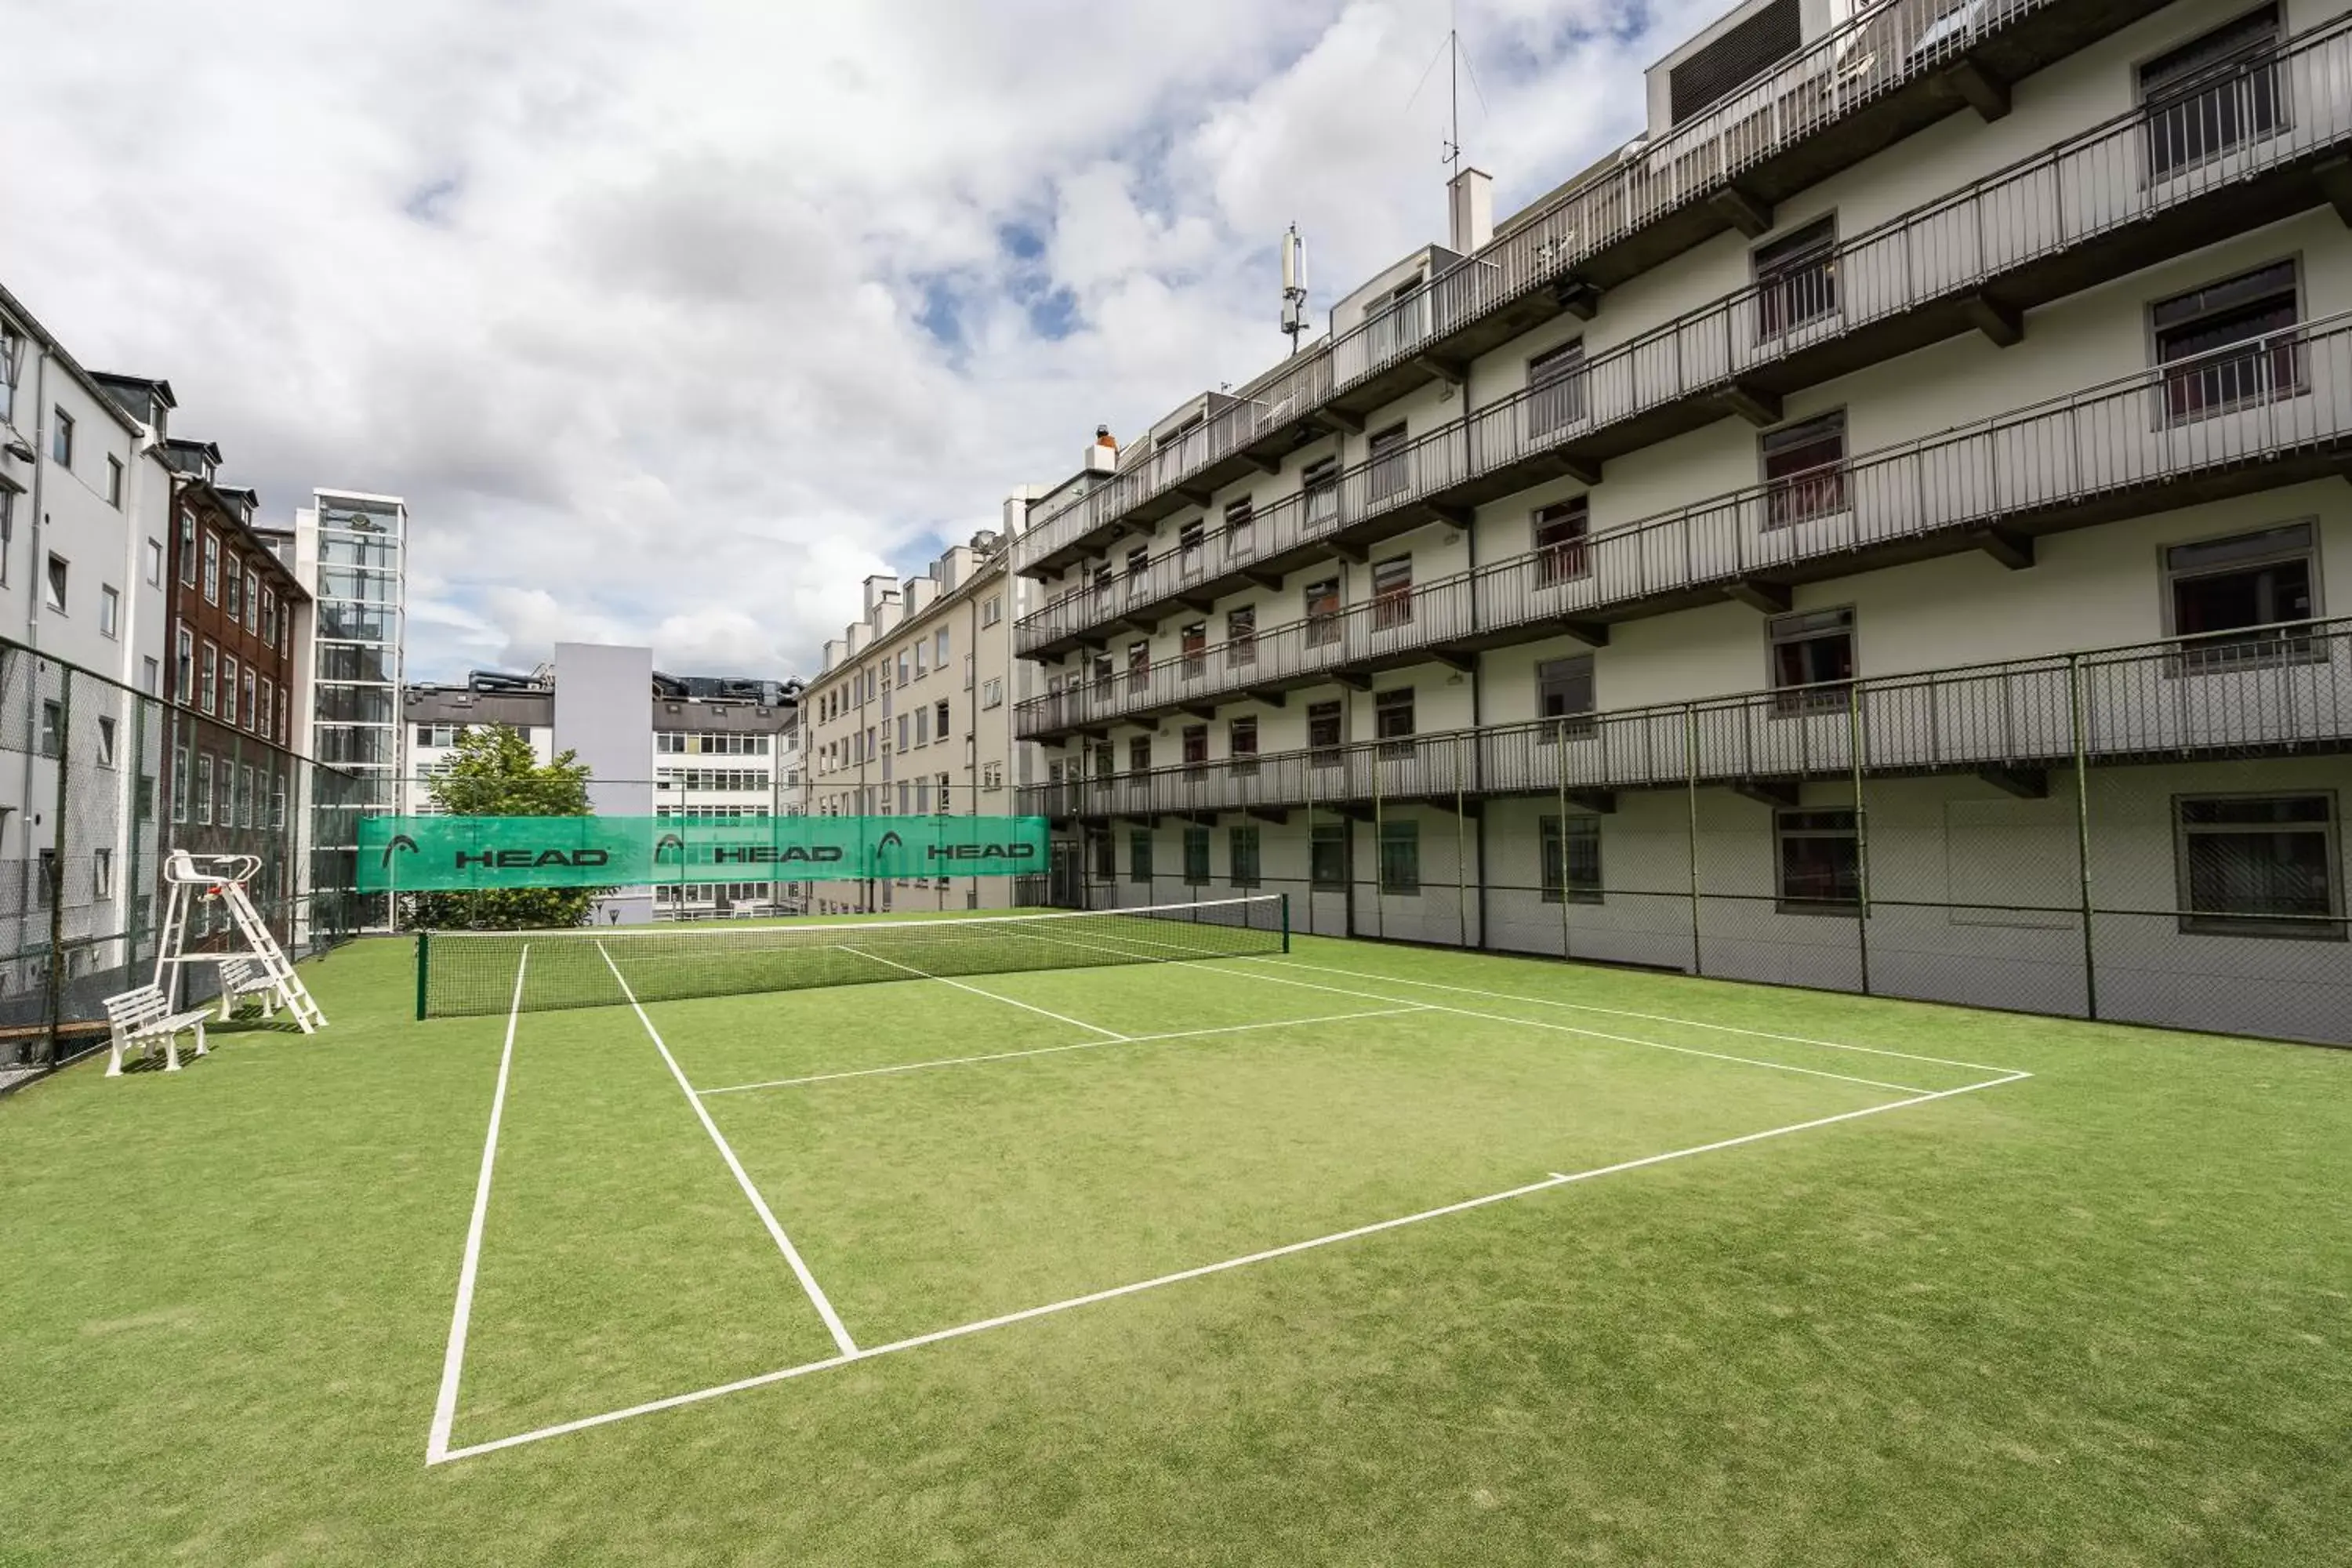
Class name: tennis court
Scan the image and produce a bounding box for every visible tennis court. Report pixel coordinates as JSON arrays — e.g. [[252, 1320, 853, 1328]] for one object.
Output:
[[420, 898, 2029, 1463]]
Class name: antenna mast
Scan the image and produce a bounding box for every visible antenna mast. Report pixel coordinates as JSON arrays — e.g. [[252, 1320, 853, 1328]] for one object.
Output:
[[1279, 223, 1309, 356]]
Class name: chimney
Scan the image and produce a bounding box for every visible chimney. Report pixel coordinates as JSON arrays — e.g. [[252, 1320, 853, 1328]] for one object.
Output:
[[1084, 425, 1119, 475], [1001, 486, 1043, 535], [905, 577, 938, 617], [862, 573, 898, 616], [1447, 166, 1494, 255]]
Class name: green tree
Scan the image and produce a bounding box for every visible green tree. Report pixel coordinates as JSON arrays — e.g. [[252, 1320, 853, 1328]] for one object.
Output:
[[404, 725, 614, 931]]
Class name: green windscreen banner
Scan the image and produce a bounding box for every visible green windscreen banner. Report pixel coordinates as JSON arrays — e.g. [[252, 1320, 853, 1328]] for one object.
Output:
[[356, 815, 1049, 892]]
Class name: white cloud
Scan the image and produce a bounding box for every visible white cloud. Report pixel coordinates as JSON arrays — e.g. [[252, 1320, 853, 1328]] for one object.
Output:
[[6, 0, 1696, 681]]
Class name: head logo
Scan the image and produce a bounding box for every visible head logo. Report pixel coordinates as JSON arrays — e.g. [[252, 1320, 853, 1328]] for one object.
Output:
[[379, 833, 419, 869], [874, 830, 906, 862], [655, 832, 688, 862]]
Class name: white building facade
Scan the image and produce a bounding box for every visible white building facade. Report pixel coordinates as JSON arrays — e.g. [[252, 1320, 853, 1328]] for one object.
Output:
[[1014, 0, 2352, 1045]]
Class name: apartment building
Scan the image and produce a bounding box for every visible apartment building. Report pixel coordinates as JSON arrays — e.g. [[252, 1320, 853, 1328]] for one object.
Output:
[[0, 288, 178, 1005], [400, 657, 802, 920], [805, 517, 1051, 913], [1015, 0, 2352, 1045], [156, 445, 309, 926]]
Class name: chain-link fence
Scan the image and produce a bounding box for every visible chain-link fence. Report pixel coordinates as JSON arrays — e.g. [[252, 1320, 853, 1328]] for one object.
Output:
[[0, 638, 368, 1074], [1027, 622, 2352, 1047]]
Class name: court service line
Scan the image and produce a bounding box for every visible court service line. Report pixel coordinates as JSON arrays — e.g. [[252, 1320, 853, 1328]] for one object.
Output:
[[1205, 959, 1954, 1096], [694, 1006, 1434, 1096], [840, 945, 1129, 1040], [1243, 956, 2024, 1076], [423, 946, 531, 1465], [428, 1068, 2027, 1466], [597, 943, 859, 1359]]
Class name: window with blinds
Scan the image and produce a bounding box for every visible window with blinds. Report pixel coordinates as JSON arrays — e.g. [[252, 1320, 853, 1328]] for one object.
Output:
[[1669, 0, 1802, 125]]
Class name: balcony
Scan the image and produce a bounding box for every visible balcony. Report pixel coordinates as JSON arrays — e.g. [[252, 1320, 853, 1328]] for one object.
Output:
[[1014, 0, 2174, 579], [1016, 309, 2352, 742], [1017, 22, 2352, 658], [1022, 617, 2352, 822]]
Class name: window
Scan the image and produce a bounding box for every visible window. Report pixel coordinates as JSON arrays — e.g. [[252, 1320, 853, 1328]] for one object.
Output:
[[145, 537, 163, 586], [1179, 520, 1205, 577], [2165, 521, 2317, 664], [51, 407, 73, 466], [1229, 716, 1258, 775], [1308, 699, 1345, 765], [100, 585, 119, 638], [1532, 499, 1591, 587], [242, 667, 257, 730], [913, 638, 927, 678], [261, 677, 274, 735], [1374, 688, 1415, 759], [1302, 456, 1341, 528], [1225, 607, 1257, 667], [1127, 640, 1151, 692], [194, 753, 213, 826], [1128, 735, 1152, 775], [1126, 546, 1151, 601], [1768, 608, 1855, 713], [896, 651, 910, 687], [1224, 498, 1255, 557], [935, 627, 949, 667], [1761, 411, 1846, 528], [44, 553, 67, 613], [142, 657, 159, 695], [2152, 261, 2302, 424], [1181, 724, 1209, 768], [913, 706, 929, 746], [982, 595, 1004, 626], [935, 698, 950, 738], [1183, 825, 1211, 885], [260, 588, 276, 647], [1092, 740, 1115, 779], [0, 488, 11, 585], [1377, 819, 1421, 895], [0, 324, 15, 423], [1181, 622, 1207, 680], [1526, 340, 1586, 437], [96, 716, 117, 768], [222, 655, 238, 726], [982, 760, 1004, 791], [896, 714, 910, 750], [1755, 216, 1838, 339], [1776, 808, 1860, 912], [1541, 815, 1603, 904], [1668, 0, 1798, 124], [982, 676, 1004, 710], [1367, 423, 1410, 503], [2141, 5, 2282, 180], [202, 532, 220, 603], [178, 507, 197, 585], [1229, 825, 1261, 888], [38, 699, 61, 758], [36, 849, 55, 909], [1304, 577, 1342, 647], [172, 746, 190, 824], [1371, 556, 1414, 630], [175, 624, 193, 702], [2175, 794, 2341, 938], [1537, 655, 1596, 741], [94, 847, 114, 899], [201, 643, 217, 715], [1311, 820, 1348, 889], [107, 455, 124, 507], [245, 569, 260, 633], [1090, 829, 1115, 880], [1131, 829, 1154, 883]]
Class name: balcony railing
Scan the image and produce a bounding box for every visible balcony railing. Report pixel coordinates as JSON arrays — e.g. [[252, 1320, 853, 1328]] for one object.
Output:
[[1022, 617, 2352, 820], [1017, 22, 2351, 654], [1017, 310, 2352, 739], [1016, 0, 2093, 572]]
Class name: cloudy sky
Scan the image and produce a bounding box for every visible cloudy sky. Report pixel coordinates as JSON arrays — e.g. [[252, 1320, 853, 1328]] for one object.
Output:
[[9, 0, 1715, 681]]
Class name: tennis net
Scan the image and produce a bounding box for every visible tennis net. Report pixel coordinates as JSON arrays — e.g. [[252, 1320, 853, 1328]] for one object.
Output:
[[414, 895, 1289, 1018]]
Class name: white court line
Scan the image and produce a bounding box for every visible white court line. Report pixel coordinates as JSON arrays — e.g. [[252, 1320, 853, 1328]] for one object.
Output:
[[694, 1006, 1433, 1095], [1204, 957, 1945, 1096], [423, 946, 531, 1465], [841, 945, 1129, 1040], [1244, 956, 2024, 1076], [596, 942, 859, 1359], [429, 1068, 2028, 1466]]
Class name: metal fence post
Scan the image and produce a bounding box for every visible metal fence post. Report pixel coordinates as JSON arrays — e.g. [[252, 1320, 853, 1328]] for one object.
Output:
[[2069, 652, 2100, 1020], [1683, 703, 1703, 977], [1850, 680, 1872, 996], [1454, 734, 1468, 950], [1555, 719, 1571, 962], [40, 666, 74, 1065]]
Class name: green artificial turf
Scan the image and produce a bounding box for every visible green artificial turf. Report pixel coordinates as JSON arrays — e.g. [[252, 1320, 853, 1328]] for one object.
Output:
[[2, 928, 2348, 1565]]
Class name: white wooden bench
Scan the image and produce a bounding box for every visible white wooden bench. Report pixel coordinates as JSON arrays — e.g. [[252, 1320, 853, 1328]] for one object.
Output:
[[102, 986, 216, 1076], [216, 956, 281, 1022]]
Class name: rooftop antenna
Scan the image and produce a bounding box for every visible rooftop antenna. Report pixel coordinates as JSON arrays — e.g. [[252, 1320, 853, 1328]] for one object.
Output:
[[1413, 0, 1488, 239], [1279, 223, 1309, 356]]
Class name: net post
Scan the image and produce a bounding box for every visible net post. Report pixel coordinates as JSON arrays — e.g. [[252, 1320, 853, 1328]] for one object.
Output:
[[415, 931, 430, 1021], [1281, 892, 1290, 953]]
